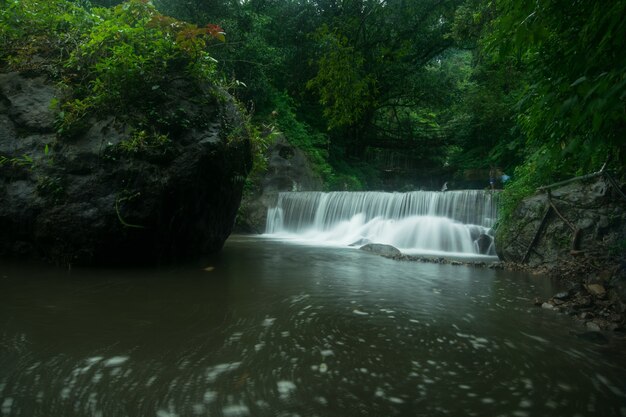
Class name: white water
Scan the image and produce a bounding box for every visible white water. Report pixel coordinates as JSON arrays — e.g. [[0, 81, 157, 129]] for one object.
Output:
[[265, 190, 499, 257]]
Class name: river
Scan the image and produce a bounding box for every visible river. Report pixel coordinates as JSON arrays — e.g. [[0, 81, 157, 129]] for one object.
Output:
[[1, 236, 625, 417]]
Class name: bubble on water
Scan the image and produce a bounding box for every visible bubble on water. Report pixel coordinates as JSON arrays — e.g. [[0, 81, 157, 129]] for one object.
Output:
[[504, 340, 517, 349], [596, 373, 624, 397], [545, 399, 558, 409], [388, 397, 404, 404], [254, 343, 265, 352], [481, 398, 494, 404], [92, 372, 103, 383], [206, 362, 242, 383], [2, 398, 13, 415], [458, 385, 471, 390], [191, 403, 205, 415], [320, 350, 334, 357], [319, 363, 328, 373], [375, 388, 385, 397], [359, 368, 368, 374], [556, 382, 572, 392], [512, 411, 529, 417], [60, 387, 71, 400], [103, 356, 129, 367], [262, 317, 276, 327], [222, 405, 250, 417], [203, 391, 217, 404], [353, 310, 369, 316], [519, 332, 548, 344], [85, 356, 103, 365], [519, 399, 532, 408], [315, 396, 328, 405], [156, 410, 177, 417], [277, 380, 297, 399], [255, 400, 269, 409]]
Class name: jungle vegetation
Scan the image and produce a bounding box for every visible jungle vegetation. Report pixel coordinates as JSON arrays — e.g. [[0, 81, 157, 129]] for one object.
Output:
[[1, 0, 624, 221]]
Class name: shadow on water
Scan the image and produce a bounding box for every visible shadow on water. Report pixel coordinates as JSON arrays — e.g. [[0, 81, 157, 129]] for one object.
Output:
[[0, 235, 625, 417]]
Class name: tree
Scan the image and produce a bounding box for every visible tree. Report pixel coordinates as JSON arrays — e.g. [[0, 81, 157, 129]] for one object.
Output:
[[487, 0, 626, 180]]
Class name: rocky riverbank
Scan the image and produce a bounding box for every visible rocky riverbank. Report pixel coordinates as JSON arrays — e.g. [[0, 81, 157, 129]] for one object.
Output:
[[505, 258, 626, 333]]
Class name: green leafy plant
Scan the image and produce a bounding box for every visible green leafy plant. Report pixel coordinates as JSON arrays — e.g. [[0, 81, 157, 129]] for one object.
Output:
[[118, 129, 170, 154], [0, 154, 34, 168]]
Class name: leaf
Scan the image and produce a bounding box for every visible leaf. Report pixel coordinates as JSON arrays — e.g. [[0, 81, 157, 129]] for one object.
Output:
[[570, 76, 587, 87]]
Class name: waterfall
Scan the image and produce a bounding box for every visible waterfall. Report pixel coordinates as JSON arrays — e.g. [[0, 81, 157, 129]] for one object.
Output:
[[265, 191, 499, 256]]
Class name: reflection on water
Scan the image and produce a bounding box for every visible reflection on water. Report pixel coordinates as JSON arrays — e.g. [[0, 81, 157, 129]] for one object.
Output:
[[0, 235, 625, 417]]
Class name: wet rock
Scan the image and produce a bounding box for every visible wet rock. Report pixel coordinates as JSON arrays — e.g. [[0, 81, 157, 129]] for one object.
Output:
[[235, 135, 323, 233], [585, 284, 606, 297], [541, 302, 555, 310], [475, 233, 492, 254], [359, 243, 402, 258], [585, 321, 602, 332], [495, 177, 626, 268], [0, 72, 252, 265], [575, 296, 594, 309], [553, 291, 571, 301]]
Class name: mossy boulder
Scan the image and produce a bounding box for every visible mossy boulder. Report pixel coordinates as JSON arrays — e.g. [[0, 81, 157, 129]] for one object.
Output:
[[495, 177, 626, 267], [0, 71, 251, 265]]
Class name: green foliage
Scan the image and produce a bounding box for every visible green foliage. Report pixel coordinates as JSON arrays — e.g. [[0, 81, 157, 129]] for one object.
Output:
[[486, 0, 626, 182], [2, 0, 227, 137], [307, 26, 376, 130], [477, 0, 626, 225], [119, 129, 170, 154], [268, 91, 333, 183], [61, 0, 224, 134], [0, 153, 34, 168], [0, 0, 95, 72]]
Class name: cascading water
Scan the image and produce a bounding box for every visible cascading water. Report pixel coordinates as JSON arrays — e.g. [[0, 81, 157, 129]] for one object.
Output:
[[265, 190, 499, 256]]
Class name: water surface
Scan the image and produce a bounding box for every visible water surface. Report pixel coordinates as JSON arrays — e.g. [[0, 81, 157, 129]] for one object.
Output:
[[1, 236, 625, 416]]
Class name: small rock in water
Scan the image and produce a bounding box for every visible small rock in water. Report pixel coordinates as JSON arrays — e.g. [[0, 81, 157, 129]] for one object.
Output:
[[553, 291, 570, 300], [359, 243, 402, 258], [586, 321, 602, 332], [585, 284, 606, 297], [541, 302, 555, 310]]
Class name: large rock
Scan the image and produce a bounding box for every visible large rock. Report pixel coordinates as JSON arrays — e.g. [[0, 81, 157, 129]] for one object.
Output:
[[359, 243, 402, 258], [0, 72, 251, 265], [236, 135, 323, 233], [495, 177, 626, 267]]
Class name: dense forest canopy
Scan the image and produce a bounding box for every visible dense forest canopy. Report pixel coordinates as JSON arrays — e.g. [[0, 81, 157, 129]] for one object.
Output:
[[1, 0, 624, 217]]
